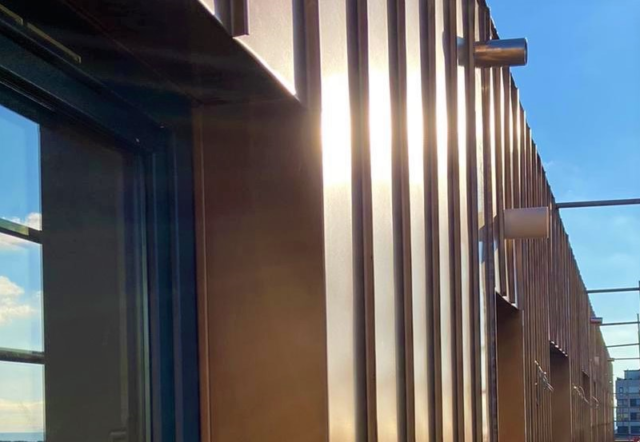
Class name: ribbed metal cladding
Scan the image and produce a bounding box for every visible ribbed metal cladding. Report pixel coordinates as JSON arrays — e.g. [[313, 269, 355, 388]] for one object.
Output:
[[197, 0, 614, 441]]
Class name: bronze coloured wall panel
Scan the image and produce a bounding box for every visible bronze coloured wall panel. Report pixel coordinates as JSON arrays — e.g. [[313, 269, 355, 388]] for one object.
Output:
[[192, 2, 615, 441]]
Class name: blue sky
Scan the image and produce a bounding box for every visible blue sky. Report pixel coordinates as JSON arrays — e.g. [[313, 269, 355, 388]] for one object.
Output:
[[488, 0, 640, 379]]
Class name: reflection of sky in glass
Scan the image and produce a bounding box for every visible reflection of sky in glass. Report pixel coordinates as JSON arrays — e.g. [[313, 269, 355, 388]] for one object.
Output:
[[0, 105, 42, 351], [0, 104, 44, 435], [0, 238, 43, 351], [0, 362, 44, 434], [0, 105, 41, 228]]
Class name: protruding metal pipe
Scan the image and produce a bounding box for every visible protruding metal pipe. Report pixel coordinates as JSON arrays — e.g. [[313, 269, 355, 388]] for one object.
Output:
[[587, 287, 639, 294], [474, 38, 528, 68], [556, 198, 640, 209], [607, 342, 640, 348], [600, 321, 640, 327], [591, 317, 603, 325], [0, 347, 45, 364]]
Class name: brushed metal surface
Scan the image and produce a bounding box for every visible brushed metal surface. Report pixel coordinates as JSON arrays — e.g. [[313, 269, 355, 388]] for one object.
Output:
[[317, 0, 362, 440], [454, 0, 475, 439], [236, 0, 295, 93], [476, 4, 495, 441], [503, 207, 550, 239], [474, 38, 528, 68], [189, 1, 615, 440], [365, 0, 401, 440], [404, 0, 431, 440], [496, 297, 526, 442], [195, 100, 328, 442], [434, 0, 455, 438]]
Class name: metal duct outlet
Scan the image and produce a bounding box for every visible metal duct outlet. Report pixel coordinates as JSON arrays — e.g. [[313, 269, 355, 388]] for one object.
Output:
[[475, 38, 528, 67]]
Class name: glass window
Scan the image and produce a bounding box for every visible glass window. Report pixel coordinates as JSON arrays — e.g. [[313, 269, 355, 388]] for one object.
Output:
[[0, 105, 41, 230], [0, 104, 45, 442], [0, 362, 44, 441], [0, 237, 43, 351], [619, 426, 629, 434], [0, 99, 148, 442]]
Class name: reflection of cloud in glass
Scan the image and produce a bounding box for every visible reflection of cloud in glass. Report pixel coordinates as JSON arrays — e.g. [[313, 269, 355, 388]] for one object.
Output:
[[0, 399, 44, 432], [0, 276, 35, 325], [0, 362, 44, 434], [0, 230, 43, 352]]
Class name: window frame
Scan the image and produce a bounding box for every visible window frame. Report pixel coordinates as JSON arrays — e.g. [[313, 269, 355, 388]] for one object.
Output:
[[0, 16, 199, 442]]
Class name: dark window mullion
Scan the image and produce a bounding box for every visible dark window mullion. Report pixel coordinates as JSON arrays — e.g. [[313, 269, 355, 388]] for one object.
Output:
[[0, 217, 42, 244], [0, 346, 45, 364]]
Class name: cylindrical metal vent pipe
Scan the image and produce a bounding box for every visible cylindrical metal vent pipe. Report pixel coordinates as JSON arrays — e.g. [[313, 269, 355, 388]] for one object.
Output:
[[475, 38, 528, 67], [504, 206, 549, 239]]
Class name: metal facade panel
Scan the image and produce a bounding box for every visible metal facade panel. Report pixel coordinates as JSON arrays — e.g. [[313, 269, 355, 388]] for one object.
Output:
[[478, 5, 499, 441], [431, 0, 456, 439], [195, 101, 329, 442], [492, 61, 510, 305], [316, 0, 362, 441], [364, 0, 401, 439], [403, 0, 432, 440], [191, 1, 615, 441], [236, 0, 295, 93], [454, 0, 475, 439], [3, 0, 617, 440]]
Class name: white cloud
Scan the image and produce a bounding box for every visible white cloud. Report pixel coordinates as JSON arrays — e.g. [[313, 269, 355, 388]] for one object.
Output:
[[0, 276, 24, 298], [0, 212, 41, 251], [0, 399, 44, 432], [0, 276, 34, 325]]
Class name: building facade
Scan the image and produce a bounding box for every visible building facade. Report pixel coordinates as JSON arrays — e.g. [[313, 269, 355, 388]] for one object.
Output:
[[0, 0, 613, 441], [617, 370, 640, 437]]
